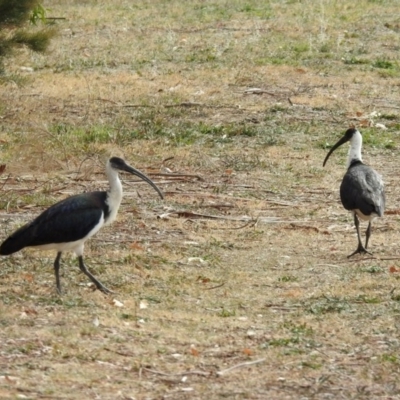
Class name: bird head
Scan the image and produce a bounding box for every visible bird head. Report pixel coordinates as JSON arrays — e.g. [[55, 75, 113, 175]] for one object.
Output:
[[323, 128, 361, 167], [108, 157, 164, 199]]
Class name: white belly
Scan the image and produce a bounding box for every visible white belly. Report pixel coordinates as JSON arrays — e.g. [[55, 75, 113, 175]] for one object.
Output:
[[354, 209, 378, 221], [32, 215, 105, 256]]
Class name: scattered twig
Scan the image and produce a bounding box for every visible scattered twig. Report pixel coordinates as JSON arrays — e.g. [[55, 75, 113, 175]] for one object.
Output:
[[164, 101, 203, 108], [158, 210, 251, 221], [284, 223, 321, 233], [314, 264, 342, 268], [217, 358, 266, 376], [216, 220, 255, 230], [142, 367, 210, 377], [203, 283, 225, 290], [262, 199, 298, 207], [104, 347, 135, 357], [121, 103, 155, 108], [197, 203, 235, 210], [95, 97, 119, 105], [265, 303, 302, 310], [244, 88, 276, 96], [151, 172, 204, 181], [164, 191, 255, 202]]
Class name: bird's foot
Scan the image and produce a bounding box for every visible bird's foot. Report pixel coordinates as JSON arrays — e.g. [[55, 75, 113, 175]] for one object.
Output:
[[347, 245, 372, 258], [95, 283, 115, 295]]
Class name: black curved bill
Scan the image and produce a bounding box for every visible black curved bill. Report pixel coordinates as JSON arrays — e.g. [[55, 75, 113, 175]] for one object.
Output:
[[323, 128, 359, 167], [119, 162, 164, 199], [323, 134, 351, 167]]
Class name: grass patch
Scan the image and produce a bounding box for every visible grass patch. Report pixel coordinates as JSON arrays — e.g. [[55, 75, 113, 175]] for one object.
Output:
[[307, 296, 350, 315]]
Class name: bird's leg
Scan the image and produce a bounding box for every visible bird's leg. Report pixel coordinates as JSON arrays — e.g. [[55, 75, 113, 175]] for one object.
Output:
[[54, 252, 63, 295], [348, 214, 372, 258], [78, 256, 113, 294], [365, 221, 372, 250]]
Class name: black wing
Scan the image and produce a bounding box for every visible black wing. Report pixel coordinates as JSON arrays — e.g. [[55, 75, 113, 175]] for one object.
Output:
[[340, 164, 385, 217], [0, 192, 108, 255]]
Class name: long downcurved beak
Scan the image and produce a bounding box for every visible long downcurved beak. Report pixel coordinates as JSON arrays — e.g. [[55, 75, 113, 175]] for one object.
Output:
[[323, 134, 351, 167], [122, 164, 164, 200]]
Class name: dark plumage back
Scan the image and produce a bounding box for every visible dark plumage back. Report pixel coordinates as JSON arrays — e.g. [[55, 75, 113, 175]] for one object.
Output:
[[0, 192, 109, 255], [340, 161, 385, 217]]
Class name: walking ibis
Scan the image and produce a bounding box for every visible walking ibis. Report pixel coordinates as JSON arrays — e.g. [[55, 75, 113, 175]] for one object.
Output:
[[0, 157, 164, 294], [323, 128, 385, 257]]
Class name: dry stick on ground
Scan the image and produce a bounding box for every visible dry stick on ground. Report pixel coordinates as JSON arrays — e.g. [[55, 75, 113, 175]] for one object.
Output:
[[217, 358, 267, 376], [203, 283, 225, 290], [159, 210, 265, 222], [151, 172, 204, 181], [142, 367, 210, 377], [244, 88, 276, 95], [216, 220, 255, 230]]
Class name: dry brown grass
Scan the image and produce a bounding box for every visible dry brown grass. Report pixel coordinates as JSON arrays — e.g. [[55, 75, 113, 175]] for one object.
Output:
[[1, 0, 400, 399]]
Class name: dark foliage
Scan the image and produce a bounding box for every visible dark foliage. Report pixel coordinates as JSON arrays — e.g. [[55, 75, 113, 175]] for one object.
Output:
[[0, 0, 56, 75]]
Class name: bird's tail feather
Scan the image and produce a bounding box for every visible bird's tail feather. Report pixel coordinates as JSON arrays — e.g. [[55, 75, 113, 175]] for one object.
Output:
[[0, 224, 31, 255]]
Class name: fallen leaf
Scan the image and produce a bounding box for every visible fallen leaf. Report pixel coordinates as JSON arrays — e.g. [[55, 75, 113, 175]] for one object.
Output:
[[389, 266, 399, 273], [22, 273, 34, 282], [24, 308, 38, 315], [385, 209, 400, 215], [197, 276, 211, 284], [130, 241, 144, 251], [243, 348, 253, 356], [359, 119, 370, 127], [190, 347, 199, 356]]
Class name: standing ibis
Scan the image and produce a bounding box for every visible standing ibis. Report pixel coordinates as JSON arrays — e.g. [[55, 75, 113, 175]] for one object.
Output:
[[323, 128, 385, 257], [0, 157, 164, 294]]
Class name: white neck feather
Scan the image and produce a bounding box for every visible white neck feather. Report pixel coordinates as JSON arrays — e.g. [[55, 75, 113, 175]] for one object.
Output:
[[105, 161, 123, 225], [347, 129, 363, 168]]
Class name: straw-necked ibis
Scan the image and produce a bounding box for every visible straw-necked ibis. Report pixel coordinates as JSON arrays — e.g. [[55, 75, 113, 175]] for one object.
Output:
[[323, 128, 385, 257], [0, 157, 164, 294]]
